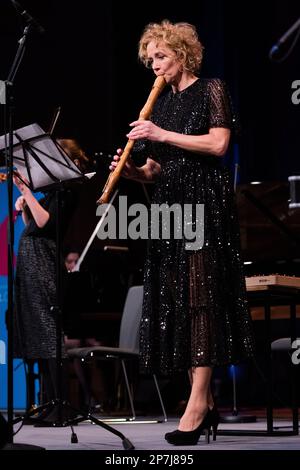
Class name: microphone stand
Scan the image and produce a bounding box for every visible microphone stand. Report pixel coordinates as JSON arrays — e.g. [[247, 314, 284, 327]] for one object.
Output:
[[220, 150, 256, 425], [2, 5, 134, 450], [3, 23, 45, 450], [220, 365, 257, 424], [269, 16, 300, 62]]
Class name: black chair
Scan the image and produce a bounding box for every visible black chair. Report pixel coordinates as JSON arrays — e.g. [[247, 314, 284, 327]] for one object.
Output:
[[271, 337, 299, 433], [67, 285, 167, 422]]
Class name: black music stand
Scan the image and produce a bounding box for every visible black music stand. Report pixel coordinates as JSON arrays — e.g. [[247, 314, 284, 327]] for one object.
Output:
[[0, 123, 134, 449]]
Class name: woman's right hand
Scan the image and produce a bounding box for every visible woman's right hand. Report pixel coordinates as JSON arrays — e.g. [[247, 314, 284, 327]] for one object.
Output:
[[109, 148, 138, 179], [15, 195, 27, 211]]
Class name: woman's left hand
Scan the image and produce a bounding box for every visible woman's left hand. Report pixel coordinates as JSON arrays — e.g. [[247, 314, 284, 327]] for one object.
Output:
[[126, 120, 165, 142]]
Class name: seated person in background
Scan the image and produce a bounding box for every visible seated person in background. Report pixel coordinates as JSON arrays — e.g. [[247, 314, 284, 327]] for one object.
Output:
[[63, 250, 104, 411], [65, 251, 80, 272]]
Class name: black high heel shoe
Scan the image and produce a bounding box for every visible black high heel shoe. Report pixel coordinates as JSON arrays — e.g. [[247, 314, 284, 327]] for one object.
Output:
[[164, 410, 211, 446]]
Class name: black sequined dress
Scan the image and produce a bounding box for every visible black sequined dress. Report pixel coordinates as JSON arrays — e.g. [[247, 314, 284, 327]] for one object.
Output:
[[14, 190, 77, 359], [138, 78, 255, 375]]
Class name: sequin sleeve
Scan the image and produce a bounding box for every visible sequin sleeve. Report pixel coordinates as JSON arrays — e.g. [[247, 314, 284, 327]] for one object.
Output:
[[207, 78, 236, 130]]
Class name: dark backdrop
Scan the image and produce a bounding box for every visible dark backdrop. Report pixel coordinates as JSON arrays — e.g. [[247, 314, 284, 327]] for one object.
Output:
[[0, 0, 299, 183], [0, 0, 299, 410]]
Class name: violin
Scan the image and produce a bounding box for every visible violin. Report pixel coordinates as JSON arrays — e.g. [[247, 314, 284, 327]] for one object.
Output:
[[0, 171, 22, 182]]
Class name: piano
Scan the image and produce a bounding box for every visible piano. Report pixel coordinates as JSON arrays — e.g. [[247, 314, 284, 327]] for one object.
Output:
[[236, 180, 300, 278]]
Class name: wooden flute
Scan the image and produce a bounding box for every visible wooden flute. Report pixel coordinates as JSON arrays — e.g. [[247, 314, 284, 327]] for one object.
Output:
[[97, 75, 166, 205]]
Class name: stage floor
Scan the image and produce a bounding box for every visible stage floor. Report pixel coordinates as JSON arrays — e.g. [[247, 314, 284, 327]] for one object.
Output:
[[6, 415, 300, 451]]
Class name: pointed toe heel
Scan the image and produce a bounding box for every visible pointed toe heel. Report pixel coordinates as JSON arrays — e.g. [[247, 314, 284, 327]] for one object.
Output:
[[165, 410, 212, 446]]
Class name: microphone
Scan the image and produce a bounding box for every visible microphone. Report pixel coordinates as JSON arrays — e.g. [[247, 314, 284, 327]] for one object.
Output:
[[10, 0, 45, 34], [269, 17, 300, 60]]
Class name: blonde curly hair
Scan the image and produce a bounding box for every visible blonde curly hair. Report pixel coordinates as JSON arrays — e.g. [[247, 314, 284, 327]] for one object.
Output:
[[138, 20, 204, 73]]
